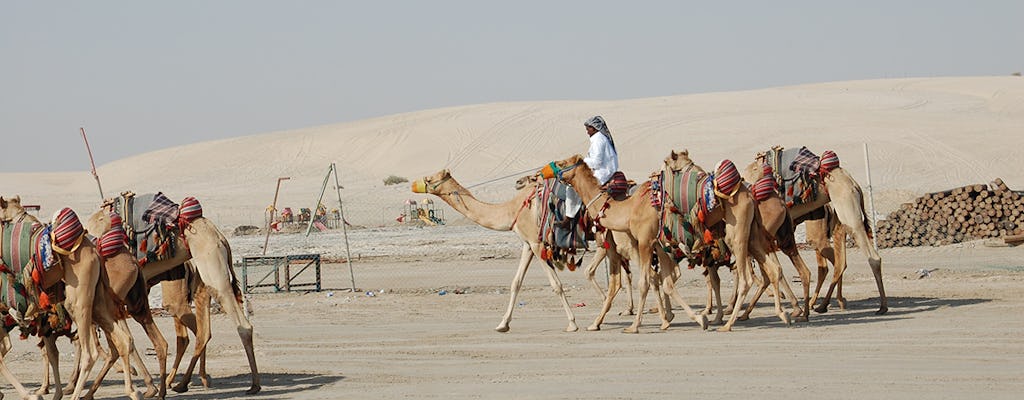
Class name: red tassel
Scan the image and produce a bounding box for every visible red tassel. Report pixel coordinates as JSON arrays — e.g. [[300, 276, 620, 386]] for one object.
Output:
[[140, 238, 148, 253], [31, 266, 42, 285], [540, 248, 549, 260], [39, 291, 51, 309], [703, 229, 714, 244], [602, 241, 610, 249]]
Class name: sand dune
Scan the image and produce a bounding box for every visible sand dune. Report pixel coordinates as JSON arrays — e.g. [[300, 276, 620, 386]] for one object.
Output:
[[3, 76, 1022, 227]]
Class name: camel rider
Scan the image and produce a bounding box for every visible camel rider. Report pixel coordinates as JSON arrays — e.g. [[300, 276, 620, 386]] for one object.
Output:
[[565, 116, 620, 218]]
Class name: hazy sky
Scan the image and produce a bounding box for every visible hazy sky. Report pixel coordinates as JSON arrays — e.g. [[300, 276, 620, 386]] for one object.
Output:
[[3, 1, 1022, 172]]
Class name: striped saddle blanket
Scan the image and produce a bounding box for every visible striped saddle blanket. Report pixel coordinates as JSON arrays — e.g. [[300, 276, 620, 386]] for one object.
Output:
[[654, 168, 733, 268], [536, 178, 589, 268], [111, 192, 177, 266], [1, 220, 50, 320], [763, 147, 822, 207]]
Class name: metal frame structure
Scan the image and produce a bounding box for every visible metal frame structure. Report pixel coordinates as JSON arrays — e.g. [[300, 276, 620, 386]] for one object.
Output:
[[240, 254, 322, 293]]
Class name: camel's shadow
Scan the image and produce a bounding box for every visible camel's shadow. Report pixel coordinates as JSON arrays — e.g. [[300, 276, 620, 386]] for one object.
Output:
[[94, 372, 344, 400], [596, 295, 992, 331]]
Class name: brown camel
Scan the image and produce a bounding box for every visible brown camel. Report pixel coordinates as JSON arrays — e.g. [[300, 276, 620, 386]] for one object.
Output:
[[1, 205, 139, 400], [659, 158, 815, 324], [542, 155, 711, 333], [514, 174, 639, 318], [2, 197, 171, 399], [743, 149, 888, 315], [85, 198, 260, 395], [412, 170, 637, 332]]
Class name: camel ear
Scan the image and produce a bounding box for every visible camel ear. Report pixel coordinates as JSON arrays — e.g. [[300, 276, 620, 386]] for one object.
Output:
[[670, 151, 678, 160], [12, 195, 19, 203], [442, 168, 451, 177], [681, 149, 689, 157], [0, 197, 5, 208]]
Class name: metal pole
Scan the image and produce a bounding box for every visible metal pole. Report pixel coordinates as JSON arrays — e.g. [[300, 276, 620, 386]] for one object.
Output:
[[262, 177, 290, 255], [306, 165, 334, 236], [863, 143, 879, 250], [80, 127, 105, 200], [331, 163, 357, 291]]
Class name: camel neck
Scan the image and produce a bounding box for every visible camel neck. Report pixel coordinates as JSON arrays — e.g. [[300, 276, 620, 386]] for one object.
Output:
[[435, 179, 531, 231], [565, 167, 632, 231]]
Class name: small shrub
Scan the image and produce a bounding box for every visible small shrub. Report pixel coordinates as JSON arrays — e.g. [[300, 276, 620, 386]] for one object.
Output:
[[384, 175, 409, 186], [1013, 72, 1022, 77]]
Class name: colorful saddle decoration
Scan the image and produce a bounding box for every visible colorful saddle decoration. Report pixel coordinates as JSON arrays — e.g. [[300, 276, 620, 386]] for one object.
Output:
[[760, 146, 841, 207], [108, 191, 206, 267], [536, 178, 590, 270], [652, 166, 732, 269], [1, 216, 72, 338]]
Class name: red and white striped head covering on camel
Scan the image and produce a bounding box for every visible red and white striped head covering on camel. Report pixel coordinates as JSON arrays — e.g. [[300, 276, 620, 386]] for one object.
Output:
[[50, 207, 85, 256], [819, 150, 840, 176], [713, 159, 741, 198], [178, 196, 203, 229]]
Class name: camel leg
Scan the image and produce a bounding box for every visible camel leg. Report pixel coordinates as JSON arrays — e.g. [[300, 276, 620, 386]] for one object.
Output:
[[810, 247, 834, 310], [496, 243, 535, 332], [588, 246, 624, 331], [173, 284, 213, 393], [539, 254, 580, 332], [64, 269, 101, 400], [625, 240, 666, 333], [0, 340, 38, 400], [41, 336, 61, 400], [784, 247, 812, 322], [703, 266, 725, 325], [584, 247, 608, 303], [720, 215, 755, 332], [165, 312, 192, 388], [188, 238, 261, 395], [831, 184, 888, 314], [656, 249, 707, 330], [620, 265, 635, 316], [133, 310, 168, 399]]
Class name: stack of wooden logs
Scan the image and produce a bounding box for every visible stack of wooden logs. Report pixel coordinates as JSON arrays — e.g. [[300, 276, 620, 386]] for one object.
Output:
[[876, 178, 1024, 248]]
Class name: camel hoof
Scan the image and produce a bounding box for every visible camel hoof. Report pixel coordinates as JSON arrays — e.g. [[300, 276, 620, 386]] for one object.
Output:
[[696, 314, 708, 330], [838, 297, 848, 310], [813, 304, 829, 314], [660, 321, 671, 330], [779, 312, 792, 326], [622, 326, 639, 334], [26, 395, 43, 400], [245, 385, 262, 395], [565, 324, 579, 332], [710, 317, 724, 326], [129, 390, 142, 400], [35, 386, 49, 395], [201, 374, 212, 388], [737, 314, 749, 322], [791, 310, 807, 321], [143, 386, 159, 398], [876, 306, 889, 315], [717, 326, 732, 332], [618, 309, 635, 316], [494, 325, 510, 333], [172, 383, 189, 394]]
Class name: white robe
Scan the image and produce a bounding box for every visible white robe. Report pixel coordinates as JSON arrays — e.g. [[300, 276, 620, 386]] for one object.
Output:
[[566, 133, 619, 217]]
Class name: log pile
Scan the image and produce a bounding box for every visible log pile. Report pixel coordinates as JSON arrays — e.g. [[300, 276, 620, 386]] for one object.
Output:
[[876, 178, 1024, 248]]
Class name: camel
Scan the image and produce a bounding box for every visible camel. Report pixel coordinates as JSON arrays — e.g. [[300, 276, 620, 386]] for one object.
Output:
[[85, 196, 260, 395], [661, 158, 813, 324], [542, 155, 712, 333], [514, 174, 639, 318], [742, 149, 888, 315], [2, 196, 170, 399], [1, 205, 139, 400], [411, 170, 639, 332]]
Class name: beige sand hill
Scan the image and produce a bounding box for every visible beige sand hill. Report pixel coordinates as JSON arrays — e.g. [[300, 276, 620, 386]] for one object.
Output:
[[2, 76, 1022, 227]]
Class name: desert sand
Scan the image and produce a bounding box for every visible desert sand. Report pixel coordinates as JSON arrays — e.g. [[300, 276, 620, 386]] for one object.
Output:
[[2, 77, 1024, 399]]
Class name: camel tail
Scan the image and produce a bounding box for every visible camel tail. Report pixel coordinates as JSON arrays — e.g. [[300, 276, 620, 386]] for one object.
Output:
[[225, 244, 244, 305]]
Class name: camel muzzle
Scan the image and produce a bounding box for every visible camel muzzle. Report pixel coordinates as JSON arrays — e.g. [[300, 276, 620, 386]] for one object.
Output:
[[411, 179, 427, 193]]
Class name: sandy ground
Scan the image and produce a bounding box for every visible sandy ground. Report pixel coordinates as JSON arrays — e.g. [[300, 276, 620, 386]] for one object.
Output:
[[3, 226, 1023, 400]]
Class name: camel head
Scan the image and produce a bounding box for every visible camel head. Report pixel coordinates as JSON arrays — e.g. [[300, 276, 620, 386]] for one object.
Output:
[[742, 155, 767, 182], [540, 154, 588, 183], [84, 204, 115, 236], [663, 149, 702, 174], [411, 169, 454, 194], [0, 195, 24, 223]]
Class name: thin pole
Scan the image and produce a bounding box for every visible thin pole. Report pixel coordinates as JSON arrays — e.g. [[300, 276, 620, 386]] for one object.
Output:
[[262, 177, 290, 255], [306, 165, 333, 236], [80, 127, 104, 200], [331, 163, 357, 291], [863, 143, 879, 250]]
